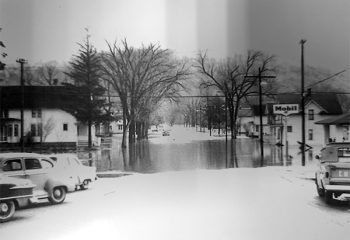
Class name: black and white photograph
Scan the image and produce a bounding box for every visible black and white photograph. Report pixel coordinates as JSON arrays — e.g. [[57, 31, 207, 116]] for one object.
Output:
[[1, 0, 350, 239]]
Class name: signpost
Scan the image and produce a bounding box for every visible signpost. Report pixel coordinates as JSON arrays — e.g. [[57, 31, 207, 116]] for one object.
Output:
[[273, 104, 299, 163]]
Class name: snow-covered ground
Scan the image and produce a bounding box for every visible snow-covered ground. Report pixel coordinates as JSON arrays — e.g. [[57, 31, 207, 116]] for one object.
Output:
[[2, 165, 350, 240]]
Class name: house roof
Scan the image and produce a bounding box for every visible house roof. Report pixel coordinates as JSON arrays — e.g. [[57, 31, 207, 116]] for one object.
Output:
[[275, 93, 342, 115], [237, 108, 253, 117], [315, 112, 350, 125], [0, 86, 80, 111], [251, 104, 268, 116]]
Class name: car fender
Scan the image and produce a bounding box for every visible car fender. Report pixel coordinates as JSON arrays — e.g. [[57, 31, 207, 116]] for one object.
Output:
[[44, 176, 74, 193]]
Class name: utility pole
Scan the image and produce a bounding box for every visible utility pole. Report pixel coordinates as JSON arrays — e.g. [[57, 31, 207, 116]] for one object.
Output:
[[225, 97, 228, 167], [17, 58, 26, 152], [300, 39, 306, 166], [199, 105, 202, 132], [258, 68, 264, 167], [245, 70, 276, 167]]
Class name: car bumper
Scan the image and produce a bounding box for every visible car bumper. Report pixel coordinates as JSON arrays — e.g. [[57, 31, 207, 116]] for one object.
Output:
[[325, 185, 350, 193]]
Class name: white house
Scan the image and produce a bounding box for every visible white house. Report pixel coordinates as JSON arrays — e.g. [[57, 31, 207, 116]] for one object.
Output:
[[0, 86, 92, 148], [269, 93, 343, 147], [1, 108, 77, 144], [109, 119, 124, 134]]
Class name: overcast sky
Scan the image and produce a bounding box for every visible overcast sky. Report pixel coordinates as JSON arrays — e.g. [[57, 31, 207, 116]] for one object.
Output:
[[1, 0, 349, 75]]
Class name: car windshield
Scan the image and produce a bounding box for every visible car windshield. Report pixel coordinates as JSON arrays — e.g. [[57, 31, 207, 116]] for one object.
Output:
[[338, 148, 350, 163]]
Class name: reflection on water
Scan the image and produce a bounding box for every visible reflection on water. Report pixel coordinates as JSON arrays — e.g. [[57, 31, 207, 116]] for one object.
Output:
[[79, 134, 319, 173]]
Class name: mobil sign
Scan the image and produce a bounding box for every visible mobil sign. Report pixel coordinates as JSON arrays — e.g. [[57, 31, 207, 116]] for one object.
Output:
[[273, 104, 299, 116]]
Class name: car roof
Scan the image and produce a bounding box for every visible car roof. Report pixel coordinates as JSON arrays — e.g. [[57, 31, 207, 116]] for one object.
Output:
[[325, 142, 350, 148], [0, 152, 49, 159], [45, 153, 78, 158]]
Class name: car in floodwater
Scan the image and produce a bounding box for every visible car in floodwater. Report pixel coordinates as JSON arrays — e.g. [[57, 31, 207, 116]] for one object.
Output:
[[315, 142, 350, 203], [0, 153, 76, 206], [45, 154, 97, 190], [0, 176, 35, 222]]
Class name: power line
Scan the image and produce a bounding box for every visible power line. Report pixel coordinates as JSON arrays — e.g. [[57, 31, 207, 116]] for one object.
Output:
[[307, 68, 349, 88]]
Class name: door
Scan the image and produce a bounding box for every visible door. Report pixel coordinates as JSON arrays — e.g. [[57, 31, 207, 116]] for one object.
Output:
[[23, 158, 51, 197]]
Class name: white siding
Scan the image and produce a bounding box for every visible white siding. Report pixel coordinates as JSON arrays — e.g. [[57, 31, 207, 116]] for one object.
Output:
[[43, 109, 77, 142], [8, 109, 77, 143], [280, 102, 342, 146]]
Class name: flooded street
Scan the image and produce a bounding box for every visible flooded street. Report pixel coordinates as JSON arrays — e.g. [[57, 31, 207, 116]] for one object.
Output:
[[79, 125, 320, 173]]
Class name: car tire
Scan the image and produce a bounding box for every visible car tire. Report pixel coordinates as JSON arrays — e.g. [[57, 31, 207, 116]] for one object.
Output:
[[49, 187, 66, 204], [80, 180, 90, 190], [315, 178, 325, 197], [324, 190, 333, 204], [0, 200, 16, 223]]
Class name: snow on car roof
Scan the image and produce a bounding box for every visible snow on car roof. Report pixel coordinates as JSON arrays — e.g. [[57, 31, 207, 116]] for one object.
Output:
[[0, 152, 48, 159]]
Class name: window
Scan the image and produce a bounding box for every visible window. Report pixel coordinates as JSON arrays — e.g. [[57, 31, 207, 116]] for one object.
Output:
[[256, 125, 259, 132], [308, 129, 313, 140], [24, 158, 42, 170], [308, 109, 314, 120], [287, 126, 293, 132], [118, 125, 123, 130], [2, 159, 22, 171], [40, 159, 54, 169], [38, 123, 42, 136], [14, 124, 19, 137], [63, 123, 68, 131], [31, 123, 42, 136], [31, 124, 37, 136], [7, 124, 12, 137], [32, 109, 42, 118]]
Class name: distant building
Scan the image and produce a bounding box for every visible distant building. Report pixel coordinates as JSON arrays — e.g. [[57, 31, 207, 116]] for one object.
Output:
[[315, 112, 350, 144], [237, 105, 255, 137], [236, 93, 344, 146]]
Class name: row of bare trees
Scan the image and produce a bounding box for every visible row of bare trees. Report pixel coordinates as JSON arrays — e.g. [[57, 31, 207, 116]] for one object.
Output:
[[101, 40, 189, 147], [63, 35, 189, 148]]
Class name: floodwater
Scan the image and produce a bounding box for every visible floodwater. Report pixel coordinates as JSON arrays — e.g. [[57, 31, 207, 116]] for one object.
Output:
[[79, 125, 320, 173]]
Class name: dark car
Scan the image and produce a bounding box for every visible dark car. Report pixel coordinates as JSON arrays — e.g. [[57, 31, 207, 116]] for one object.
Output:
[[315, 142, 350, 203], [0, 176, 35, 222], [162, 130, 170, 136]]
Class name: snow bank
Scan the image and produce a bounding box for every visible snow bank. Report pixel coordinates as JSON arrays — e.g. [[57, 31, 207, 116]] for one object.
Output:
[[2, 165, 350, 240]]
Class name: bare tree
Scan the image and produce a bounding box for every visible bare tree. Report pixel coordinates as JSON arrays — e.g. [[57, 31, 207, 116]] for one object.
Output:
[[42, 116, 56, 141], [102, 40, 189, 147], [36, 61, 60, 85], [195, 50, 276, 139], [181, 98, 202, 127], [0, 27, 6, 71]]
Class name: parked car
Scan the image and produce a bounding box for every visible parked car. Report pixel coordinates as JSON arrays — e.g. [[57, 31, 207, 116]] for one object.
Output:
[[162, 130, 170, 136], [315, 142, 350, 203], [0, 153, 76, 206], [0, 176, 35, 222], [46, 154, 97, 190]]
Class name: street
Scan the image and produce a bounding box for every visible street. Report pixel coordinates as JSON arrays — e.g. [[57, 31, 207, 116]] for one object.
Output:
[[2, 166, 350, 240]]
